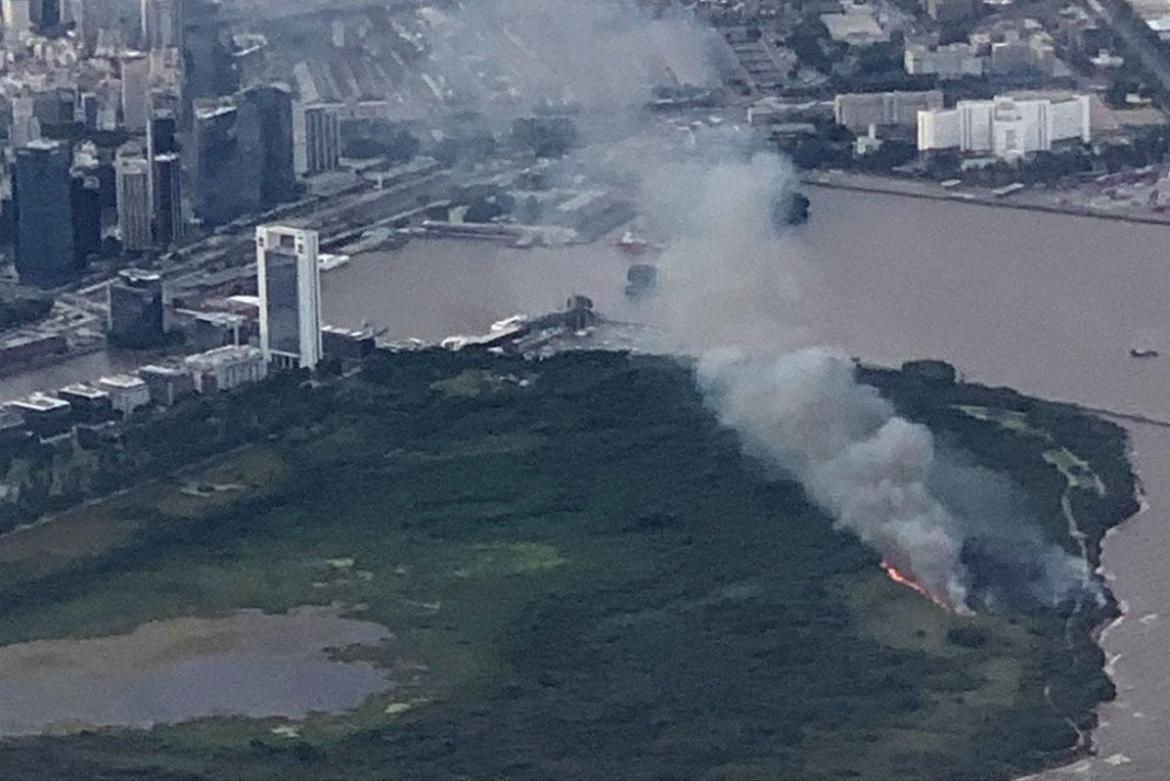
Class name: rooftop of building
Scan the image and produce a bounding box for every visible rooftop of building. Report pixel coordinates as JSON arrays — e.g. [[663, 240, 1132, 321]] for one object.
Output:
[[8, 392, 70, 412], [184, 308, 249, 325], [117, 268, 162, 284], [22, 138, 62, 151], [99, 374, 147, 390], [59, 383, 110, 400], [322, 324, 371, 338], [184, 344, 264, 368], [139, 363, 187, 377], [0, 330, 61, 349]]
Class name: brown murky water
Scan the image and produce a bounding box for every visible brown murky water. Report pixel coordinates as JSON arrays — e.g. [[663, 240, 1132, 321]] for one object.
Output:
[[0, 606, 393, 736]]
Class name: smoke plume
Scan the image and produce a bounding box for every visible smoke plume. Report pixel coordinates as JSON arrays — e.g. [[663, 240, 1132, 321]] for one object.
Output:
[[639, 143, 1089, 609]]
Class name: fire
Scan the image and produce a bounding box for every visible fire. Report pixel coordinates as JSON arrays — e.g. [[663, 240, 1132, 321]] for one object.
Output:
[[880, 559, 952, 611]]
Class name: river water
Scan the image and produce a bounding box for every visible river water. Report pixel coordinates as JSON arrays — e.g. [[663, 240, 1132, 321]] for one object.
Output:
[[321, 190, 1170, 778]]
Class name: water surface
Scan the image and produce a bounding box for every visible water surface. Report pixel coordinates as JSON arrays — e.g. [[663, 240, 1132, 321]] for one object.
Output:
[[0, 606, 393, 736]]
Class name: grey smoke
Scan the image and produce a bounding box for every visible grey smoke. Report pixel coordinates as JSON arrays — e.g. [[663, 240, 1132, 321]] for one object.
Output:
[[640, 145, 1089, 608]]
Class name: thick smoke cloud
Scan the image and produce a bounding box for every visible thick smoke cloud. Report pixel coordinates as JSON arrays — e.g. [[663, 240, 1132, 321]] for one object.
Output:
[[697, 348, 970, 608], [643, 145, 1091, 609]]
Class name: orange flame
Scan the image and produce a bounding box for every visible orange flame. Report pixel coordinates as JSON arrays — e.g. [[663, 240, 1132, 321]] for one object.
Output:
[[880, 559, 952, 611]]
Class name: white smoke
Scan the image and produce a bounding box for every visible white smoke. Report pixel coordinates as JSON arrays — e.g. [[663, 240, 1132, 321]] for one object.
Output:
[[638, 143, 1088, 609], [696, 347, 970, 608]]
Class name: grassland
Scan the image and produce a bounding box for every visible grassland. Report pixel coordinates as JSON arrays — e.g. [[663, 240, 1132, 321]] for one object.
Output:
[[0, 350, 1138, 780]]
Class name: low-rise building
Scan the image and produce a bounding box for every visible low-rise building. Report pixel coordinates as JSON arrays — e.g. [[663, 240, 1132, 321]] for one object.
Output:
[[322, 325, 376, 362], [184, 345, 267, 393], [835, 90, 944, 131], [98, 374, 151, 416], [7, 393, 72, 437], [138, 364, 196, 406], [918, 94, 1092, 160], [904, 43, 986, 78], [108, 269, 165, 345], [0, 331, 67, 368], [58, 383, 114, 422]]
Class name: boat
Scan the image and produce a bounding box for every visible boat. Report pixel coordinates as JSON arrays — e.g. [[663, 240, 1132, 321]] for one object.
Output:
[[318, 253, 351, 272], [1130, 347, 1160, 359], [624, 263, 658, 298], [617, 230, 650, 256]]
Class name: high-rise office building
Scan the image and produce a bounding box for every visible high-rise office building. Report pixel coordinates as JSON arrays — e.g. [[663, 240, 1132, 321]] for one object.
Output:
[[12, 139, 76, 287], [2, 0, 31, 36], [256, 225, 321, 370], [191, 100, 260, 226], [298, 102, 341, 175], [9, 95, 38, 147], [239, 85, 296, 207], [152, 152, 182, 246], [116, 146, 152, 251], [120, 53, 150, 131], [70, 173, 102, 265], [140, 0, 178, 50], [28, 0, 57, 28], [147, 105, 178, 159], [79, 91, 99, 130]]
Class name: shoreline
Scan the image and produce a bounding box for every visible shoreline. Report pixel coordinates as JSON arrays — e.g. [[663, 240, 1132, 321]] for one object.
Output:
[[801, 170, 1170, 228]]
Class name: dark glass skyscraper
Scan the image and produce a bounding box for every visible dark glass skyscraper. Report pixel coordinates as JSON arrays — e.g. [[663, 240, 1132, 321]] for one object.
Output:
[[70, 174, 102, 266], [191, 101, 260, 226], [13, 140, 77, 287], [152, 153, 183, 247], [239, 84, 296, 208]]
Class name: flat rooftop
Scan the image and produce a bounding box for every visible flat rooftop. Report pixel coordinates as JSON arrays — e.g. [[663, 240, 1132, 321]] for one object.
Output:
[[99, 374, 147, 390], [185, 345, 264, 369], [8, 393, 70, 412], [139, 364, 187, 377], [59, 383, 110, 400]]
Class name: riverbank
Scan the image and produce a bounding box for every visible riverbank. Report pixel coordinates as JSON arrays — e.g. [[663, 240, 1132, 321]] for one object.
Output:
[[801, 170, 1170, 227]]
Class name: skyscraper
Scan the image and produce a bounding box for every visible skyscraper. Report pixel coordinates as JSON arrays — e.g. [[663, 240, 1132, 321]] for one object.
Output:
[[298, 102, 341, 175], [28, 0, 57, 29], [191, 100, 260, 226], [116, 146, 152, 251], [239, 85, 296, 207], [140, 0, 178, 50], [13, 139, 76, 287], [152, 152, 182, 247], [120, 53, 150, 131], [2, 0, 32, 36], [256, 225, 321, 370], [147, 105, 178, 159], [71, 173, 102, 265]]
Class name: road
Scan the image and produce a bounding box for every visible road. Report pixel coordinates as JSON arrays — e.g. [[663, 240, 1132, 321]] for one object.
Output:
[[1081, 0, 1170, 100]]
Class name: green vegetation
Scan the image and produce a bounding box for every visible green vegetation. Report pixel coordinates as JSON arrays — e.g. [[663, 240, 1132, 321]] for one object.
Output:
[[0, 349, 1137, 779]]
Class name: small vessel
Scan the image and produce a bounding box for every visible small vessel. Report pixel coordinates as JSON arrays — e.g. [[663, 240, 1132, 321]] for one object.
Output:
[[617, 230, 650, 256], [1129, 347, 1160, 358], [625, 263, 658, 298], [318, 253, 351, 271]]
